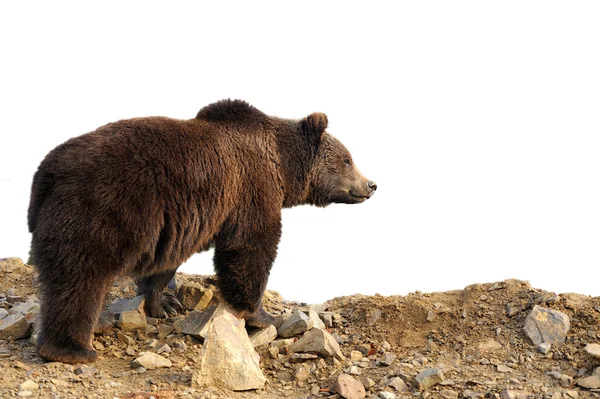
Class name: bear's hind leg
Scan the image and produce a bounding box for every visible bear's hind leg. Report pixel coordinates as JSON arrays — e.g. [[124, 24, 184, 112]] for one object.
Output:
[[37, 270, 113, 364], [135, 269, 182, 318]]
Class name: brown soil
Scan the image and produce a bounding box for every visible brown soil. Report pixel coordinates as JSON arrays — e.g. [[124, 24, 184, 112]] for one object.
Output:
[[1, 258, 599, 399]]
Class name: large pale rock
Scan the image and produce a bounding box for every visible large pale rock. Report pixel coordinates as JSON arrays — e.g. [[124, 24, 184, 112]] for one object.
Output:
[[278, 309, 313, 338], [131, 352, 172, 369], [0, 314, 31, 339], [415, 368, 445, 390], [181, 304, 228, 340], [289, 328, 345, 361], [193, 306, 265, 391], [332, 373, 366, 399], [523, 305, 570, 345], [249, 325, 278, 347]]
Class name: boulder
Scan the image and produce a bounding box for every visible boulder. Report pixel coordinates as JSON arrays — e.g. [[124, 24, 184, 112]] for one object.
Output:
[[523, 305, 570, 346], [193, 306, 265, 391]]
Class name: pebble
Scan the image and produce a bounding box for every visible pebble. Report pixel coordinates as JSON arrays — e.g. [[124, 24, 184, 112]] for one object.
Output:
[[388, 376, 409, 392], [278, 310, 313, 338], [289, 328, 345, 361], [249, 325, 278, 347], [584, 343, 600, 359], [415, 368, 445, 390], [0, 314, 31, 339], [439, 390, 458, 399], [350, 350, 364, 362], [19, 380, 38, 391], [308, 309, 326, 329], [359, 376, 375, 389], [577, 375, 600, 389], [156, 344, 171, 354], [377, 352, 396, 367], [497, 365, 514, 373], [536, 343, 551, 355], [477, 339, 502, 352], [379, 392, 396, 399], [500, 390, 532, 399], [131, 352, 172, 369], [332, 373, 366, 399]]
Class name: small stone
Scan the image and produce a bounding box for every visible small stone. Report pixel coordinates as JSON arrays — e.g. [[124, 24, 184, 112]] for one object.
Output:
[[290, 353, 318, 362], [356, 343, 371, 356], [278, 310, 313, 338], [74, 365, 97, 376], [289, 328, 345, 361], [584, 343, 600, 359], [0, 313, 30, 339], [270, 338, 295, 349], [49, 378, 69, 387], [415, 368, 445, 390], [332, 373, 366, 399], [309, 309, 326, 329], [497, 365, 514, 373], [593, 366, 600, 376], [19, 380, 38, 391], [350, 350, 364, 362], [345, 365, 362, 375], [577, 375, 600, 389], [359, 376, 375, 389], [477, 339, 502, 351], [178, 282, 213, 311], [294, 365, 311, 382], [156, 344, 171, 354], [248, 325, 278, 347], [426, 310, 437, 322], [440, 390, 458, 399], [536, 343, 551, 355], [382, 341, 391, 350], [500, 390, 532, 399], [564, 390, 578, 398], [0, 308, 8, 320], [131, 352, 172, 369], [17, 391, 33, 397], [268, 346, 279, 359], [379, 393, 396, 399], [157, 324, 174, 339], [377, 352, 396, 366], [320, 311, 334, 327], [523, 305, 570, 346], [145, 324, 158, 335], [388, 376, 409, 392], [116, 331, 136, 346]]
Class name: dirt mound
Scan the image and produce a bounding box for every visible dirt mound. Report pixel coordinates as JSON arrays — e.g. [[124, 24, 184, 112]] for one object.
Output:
[[1, 257, 599, 398]]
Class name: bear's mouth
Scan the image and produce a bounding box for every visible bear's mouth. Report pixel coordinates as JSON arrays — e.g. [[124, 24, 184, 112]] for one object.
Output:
[[349, 190, 371, 201]]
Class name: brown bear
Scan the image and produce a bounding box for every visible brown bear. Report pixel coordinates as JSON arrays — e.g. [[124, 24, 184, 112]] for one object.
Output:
[[28, 99, 376, 364]]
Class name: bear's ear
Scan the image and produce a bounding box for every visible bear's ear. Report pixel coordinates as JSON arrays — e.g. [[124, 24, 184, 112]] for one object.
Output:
[[301, 112, 328, 145], [302, 112, 328, 133]]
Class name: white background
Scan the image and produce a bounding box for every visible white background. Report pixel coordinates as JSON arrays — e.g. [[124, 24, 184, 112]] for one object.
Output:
[[1, 2, 599, 303]]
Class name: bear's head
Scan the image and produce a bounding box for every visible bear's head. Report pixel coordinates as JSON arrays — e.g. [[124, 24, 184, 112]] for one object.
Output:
[[302, 112, 377, 207]]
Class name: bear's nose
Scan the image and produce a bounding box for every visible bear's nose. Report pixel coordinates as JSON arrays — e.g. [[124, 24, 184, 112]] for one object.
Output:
[[367, 181, 377, 192]]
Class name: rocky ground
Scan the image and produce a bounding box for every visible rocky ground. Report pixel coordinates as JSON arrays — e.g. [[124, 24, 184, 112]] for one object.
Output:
[[1, 257, 600, 399]]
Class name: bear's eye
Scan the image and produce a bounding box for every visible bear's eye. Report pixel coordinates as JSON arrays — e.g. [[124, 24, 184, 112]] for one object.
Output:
[[343, 159, 351, 166]]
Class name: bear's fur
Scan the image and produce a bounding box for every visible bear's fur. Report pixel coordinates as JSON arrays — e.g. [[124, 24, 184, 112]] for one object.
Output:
[[28, 99, 376, 364]]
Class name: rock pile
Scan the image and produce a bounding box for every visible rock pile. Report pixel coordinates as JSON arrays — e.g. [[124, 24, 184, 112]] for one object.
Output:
[[1, 258, 600, 398]]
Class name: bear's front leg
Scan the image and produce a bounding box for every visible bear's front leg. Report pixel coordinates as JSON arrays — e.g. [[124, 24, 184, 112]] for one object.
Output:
[[214, 219, 282, 328]]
